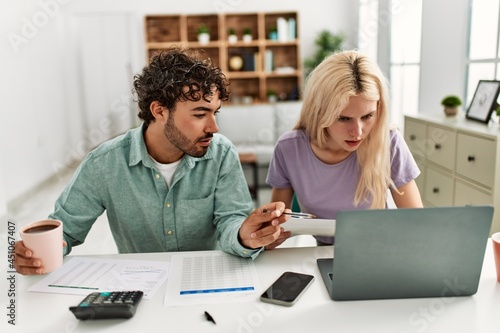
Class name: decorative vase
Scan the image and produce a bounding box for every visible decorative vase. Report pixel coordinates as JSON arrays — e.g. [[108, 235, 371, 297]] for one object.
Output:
[[490, 112, 500, 124], [444, 106, 458, 117], [197, 33, 210, 45], [268, 95, 278, 103], [243, 34, 252, 43], [228, 34, 237, 44], [229, 55, 243, 71]]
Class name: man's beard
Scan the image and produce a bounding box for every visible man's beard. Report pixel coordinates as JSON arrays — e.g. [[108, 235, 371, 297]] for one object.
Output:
[[163, 115, 213, 158]]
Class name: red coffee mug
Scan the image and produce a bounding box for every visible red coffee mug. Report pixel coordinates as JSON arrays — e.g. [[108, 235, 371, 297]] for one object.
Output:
[[492, 232, 500, 283]]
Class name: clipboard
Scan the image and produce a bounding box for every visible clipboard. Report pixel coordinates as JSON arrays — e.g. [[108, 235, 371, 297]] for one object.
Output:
[[283, 217, 336, 237]]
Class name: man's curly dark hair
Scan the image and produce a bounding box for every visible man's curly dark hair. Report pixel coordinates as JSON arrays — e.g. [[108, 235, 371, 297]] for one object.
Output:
[[133, 47, 230, 125]]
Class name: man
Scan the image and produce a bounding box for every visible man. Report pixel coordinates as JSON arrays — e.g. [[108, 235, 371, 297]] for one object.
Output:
[[15, 47, 287, 275]]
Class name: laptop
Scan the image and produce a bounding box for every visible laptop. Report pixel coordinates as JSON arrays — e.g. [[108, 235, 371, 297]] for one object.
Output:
[[317, 206, 493, 301]]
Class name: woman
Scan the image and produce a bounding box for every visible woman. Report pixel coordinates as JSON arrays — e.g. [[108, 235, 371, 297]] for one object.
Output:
[[266, 50, 423, 247]]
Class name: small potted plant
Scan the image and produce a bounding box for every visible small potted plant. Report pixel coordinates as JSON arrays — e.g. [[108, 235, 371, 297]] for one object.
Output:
[[268, 26, 278, 40], [227, 28, 237, 44], [304, 30, 345, 76], [441, 95, 462, 116], [197, 24, 210, 45], [242, 27, 252, 43], [492, 104, 500, 123], [267, 89, 278, 103]]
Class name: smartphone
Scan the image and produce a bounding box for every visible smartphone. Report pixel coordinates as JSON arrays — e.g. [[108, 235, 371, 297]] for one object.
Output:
[[260, 271, 315, 306]]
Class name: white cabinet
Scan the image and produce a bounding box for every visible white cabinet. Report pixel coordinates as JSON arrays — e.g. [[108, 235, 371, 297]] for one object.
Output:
[[426, 125, 456, 171], [455, 133, 496, 187], [424, 167, 453, 206], [404, 114, 500, 235]]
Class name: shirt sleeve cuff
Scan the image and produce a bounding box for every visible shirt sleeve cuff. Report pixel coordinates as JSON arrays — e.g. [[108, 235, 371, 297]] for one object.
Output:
[[234, 242, 264, 259]]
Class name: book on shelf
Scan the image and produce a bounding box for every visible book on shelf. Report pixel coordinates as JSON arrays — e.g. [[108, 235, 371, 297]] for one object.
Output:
[[288, 18, 296, 40], [254, 52, 261, 72], [277, 17, 288, 42], [276, 17, 296, 42], [265, 50, 274, 72], [242, 51, 255, 71]]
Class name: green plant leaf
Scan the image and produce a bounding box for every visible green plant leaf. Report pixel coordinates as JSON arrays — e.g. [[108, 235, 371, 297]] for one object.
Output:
[[304, 30, 345, 75], [197, 24, 210, 34], [441, 95, 462, 107]]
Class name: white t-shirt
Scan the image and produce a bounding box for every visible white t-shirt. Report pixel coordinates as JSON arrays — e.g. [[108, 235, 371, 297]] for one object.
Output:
[[149, 155, 181, 188]]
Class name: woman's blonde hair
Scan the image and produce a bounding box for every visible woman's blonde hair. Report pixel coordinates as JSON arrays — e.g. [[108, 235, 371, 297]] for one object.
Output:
[[295, 50, 395, 208]]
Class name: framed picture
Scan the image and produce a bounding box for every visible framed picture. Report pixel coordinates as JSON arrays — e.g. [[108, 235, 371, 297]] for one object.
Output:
[[466, 80, 500, 124]]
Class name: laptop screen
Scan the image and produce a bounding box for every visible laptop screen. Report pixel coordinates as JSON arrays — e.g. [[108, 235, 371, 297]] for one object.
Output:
[[317, 206, 493, 301]]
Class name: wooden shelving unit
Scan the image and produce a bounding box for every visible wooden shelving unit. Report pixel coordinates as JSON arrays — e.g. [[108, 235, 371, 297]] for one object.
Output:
[[144, 12, 302, 104]]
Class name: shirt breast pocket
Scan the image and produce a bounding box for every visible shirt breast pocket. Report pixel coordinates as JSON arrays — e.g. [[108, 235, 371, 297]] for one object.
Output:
[[176, 193, 216, 240]]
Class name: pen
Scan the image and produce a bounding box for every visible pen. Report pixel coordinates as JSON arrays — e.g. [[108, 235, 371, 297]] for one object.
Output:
[[204, 311, 216, 324], [263, 209, 316, 219]]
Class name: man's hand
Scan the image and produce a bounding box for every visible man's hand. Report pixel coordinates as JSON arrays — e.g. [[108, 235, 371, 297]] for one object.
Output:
[[14, 240, 66, 275], [14, 240, 44, 275], [264, 228, 292, 250], [238, 202, 291, 249]]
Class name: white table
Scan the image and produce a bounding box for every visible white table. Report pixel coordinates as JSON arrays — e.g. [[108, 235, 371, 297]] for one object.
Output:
[[6, 242, 500, 333]]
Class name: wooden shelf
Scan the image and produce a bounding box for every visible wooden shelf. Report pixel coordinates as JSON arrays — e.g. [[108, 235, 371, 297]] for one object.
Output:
[[145, 16, 181, 43], [144, 12, 302, 104]]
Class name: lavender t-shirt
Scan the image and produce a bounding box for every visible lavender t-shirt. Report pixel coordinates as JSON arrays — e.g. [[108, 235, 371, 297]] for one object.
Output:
[[266, 129, 420, 244]]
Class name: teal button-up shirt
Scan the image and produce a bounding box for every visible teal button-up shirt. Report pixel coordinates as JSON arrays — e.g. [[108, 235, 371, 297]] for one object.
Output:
[[50, 124, 261, 258]]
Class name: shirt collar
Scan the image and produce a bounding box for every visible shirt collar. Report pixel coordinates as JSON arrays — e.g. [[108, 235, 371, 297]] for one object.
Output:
[[128, 123, 214, 168]]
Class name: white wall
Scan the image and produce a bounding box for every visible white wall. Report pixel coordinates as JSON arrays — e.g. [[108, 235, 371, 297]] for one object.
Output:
[[1, 0, 72, 204], [67, 0, 358, 66], [0, 161, 6, 218], [418, 0, 469, 114], [0, 0, 356, 211]]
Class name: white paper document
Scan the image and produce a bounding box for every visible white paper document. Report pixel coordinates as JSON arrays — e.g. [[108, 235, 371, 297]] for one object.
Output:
[[164, 250, 260, 306], [28, 257, 169, 299], [283, 217, 336, 236]]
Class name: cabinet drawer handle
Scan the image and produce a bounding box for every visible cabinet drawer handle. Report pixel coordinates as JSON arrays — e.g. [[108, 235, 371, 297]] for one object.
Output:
[[432, 187, 439, 193], [409, 134, 416, 141], [467, 155, 475, 162], [434, 144, 441, 150]]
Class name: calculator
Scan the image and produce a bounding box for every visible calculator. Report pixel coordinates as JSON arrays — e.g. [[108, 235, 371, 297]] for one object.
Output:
[[69, 291, 144, 320]]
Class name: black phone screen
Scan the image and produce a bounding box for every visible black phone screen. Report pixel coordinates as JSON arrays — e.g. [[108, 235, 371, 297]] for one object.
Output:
[[260, 271, 314, 305]]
